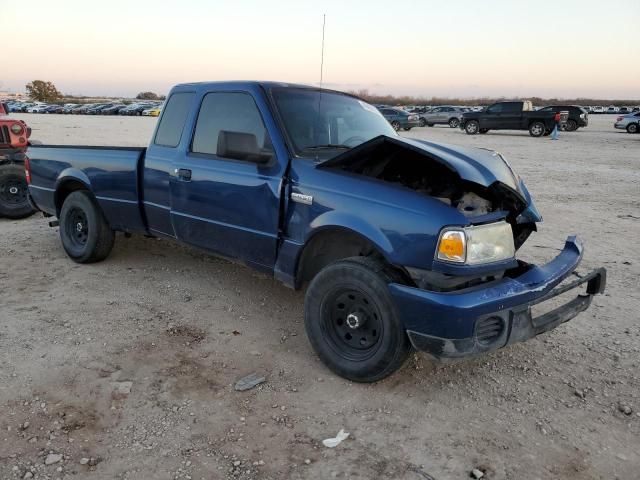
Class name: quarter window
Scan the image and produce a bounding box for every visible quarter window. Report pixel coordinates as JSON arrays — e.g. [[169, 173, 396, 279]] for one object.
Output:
[[154, 92, 194, 147]]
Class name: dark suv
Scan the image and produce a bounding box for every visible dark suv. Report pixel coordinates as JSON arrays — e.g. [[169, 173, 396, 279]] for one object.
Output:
[[538, 105, 588, 132]]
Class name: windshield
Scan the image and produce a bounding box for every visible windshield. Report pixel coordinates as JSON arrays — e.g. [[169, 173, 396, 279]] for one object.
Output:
[[271, 88, 397, 158]]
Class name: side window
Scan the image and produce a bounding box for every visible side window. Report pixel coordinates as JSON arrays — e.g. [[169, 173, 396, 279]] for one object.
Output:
[[191, 92, 270, 159], [502, 103, 520, 113], [487, 104, 503, 114], [154, 92, 194, 147]]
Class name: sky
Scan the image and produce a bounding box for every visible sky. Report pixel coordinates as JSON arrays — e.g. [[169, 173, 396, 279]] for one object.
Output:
[[3, 0, 639, 99]]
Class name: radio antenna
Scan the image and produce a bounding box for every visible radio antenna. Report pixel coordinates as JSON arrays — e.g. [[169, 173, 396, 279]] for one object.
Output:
[[315, 14, 326, 159]]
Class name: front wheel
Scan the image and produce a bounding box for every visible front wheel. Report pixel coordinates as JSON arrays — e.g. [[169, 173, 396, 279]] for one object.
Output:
[[59, 190, 115, 263], [419, 118, 427, 127], [464, 120, 479, 134], [304, 257, 411, 382], [0, 164, 35, 219], [627, 123, 638, 134], [529, 121, 545, 137], [448, 118, 460, 128], [391, 121, 401, 131]]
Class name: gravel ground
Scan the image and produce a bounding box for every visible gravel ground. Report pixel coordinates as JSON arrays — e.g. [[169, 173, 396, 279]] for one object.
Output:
[[1, 113, 638, 480]]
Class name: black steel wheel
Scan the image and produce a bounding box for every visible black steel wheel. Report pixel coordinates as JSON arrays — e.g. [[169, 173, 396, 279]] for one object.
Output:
[[59, 190, 115, 263], [0, 163, 36, 219], [304, 257, 411, 382]]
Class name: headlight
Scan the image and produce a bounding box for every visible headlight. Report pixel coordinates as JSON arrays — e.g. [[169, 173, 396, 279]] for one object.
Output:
[[437, 222, 515, 265], [10, 123, 24, 135]]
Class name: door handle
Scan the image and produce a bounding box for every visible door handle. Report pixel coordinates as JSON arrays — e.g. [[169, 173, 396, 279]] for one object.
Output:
[[174, 168, 192, 181]]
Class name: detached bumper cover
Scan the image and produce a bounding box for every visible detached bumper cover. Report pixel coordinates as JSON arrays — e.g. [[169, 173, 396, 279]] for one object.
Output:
[[389, 236, 606, 360]]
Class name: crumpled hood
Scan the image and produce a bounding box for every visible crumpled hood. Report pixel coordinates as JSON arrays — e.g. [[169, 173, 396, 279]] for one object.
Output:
[[316, 135, 542, 223]]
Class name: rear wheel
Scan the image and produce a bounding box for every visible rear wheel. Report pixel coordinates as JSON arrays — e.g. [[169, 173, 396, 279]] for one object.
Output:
[[529, 121, 545, 137], [448, 117, 460, 128], [627, 123, 638, 134], [464, 120, 479, 135], [304, 257, 411, 382], [391, 121, 401, 131], [564, 119, 577, 132], [0, 164, 35, 219], [59, 190, 115, 263]]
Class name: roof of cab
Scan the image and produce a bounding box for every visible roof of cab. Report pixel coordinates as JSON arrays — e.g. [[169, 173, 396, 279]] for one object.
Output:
[[170, 81, 357, 98]]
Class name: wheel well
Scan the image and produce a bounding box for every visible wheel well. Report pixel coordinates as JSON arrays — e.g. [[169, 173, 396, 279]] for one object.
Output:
[[295, 229, 392, 289], [54, 179, 89, 214]]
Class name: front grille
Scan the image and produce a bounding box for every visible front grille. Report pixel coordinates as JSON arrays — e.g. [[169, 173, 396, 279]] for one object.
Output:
[[475, 316, 506, 345], [0, 125, 10, 146]]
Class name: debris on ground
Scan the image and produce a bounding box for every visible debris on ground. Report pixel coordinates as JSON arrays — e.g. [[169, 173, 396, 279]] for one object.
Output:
[[322, 429, 350, 448], [234, 373, 266, 391]]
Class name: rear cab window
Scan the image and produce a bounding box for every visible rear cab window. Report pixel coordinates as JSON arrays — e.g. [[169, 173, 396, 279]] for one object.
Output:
[[154, 92, 195, 147]]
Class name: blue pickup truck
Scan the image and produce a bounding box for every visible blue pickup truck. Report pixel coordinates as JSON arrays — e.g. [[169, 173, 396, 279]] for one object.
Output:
[[25, 81, 606, 382]]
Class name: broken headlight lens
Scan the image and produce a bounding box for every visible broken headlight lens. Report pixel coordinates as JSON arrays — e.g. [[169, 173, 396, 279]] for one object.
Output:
[[437, 222, 515, 265]]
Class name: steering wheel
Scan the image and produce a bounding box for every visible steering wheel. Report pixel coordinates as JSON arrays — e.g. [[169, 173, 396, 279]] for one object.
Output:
[[342, 136, 367, 147]]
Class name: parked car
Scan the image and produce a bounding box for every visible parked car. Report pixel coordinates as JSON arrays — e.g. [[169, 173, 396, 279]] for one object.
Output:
[[142, 105, 162, 117], [537, 105, 588, 131], [614, 112, 640, 133], [418, 106, 465, 128], [0, 102, 35, 218], [591, 106, 605, 114], [25, 81, 606, 382], [119, 103, 153, 116], [377, 106, 420, 131], [618, 106, 632, 115], [26, 104, 50, 113], [101, 104, 127, 115], [43, 105, 64, 114], [605, 106, 619, 114], [73, 104, 98, 114], [460, 101, 560, 137]]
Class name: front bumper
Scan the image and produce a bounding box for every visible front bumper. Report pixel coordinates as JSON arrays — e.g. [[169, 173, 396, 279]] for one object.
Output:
[[388, 236, 606, 360]]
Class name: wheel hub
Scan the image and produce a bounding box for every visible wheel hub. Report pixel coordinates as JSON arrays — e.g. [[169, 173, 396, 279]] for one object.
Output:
[[346, 313, 361, 329], [76, 222, 84, 232], [9, 186, 18, 195]]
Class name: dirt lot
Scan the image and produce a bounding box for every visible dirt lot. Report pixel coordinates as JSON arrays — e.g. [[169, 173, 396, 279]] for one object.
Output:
[[1, 114, 638, 480]]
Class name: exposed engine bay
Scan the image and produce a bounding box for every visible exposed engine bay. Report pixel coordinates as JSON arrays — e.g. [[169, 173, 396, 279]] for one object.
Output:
[[317, 135, 538, 261]]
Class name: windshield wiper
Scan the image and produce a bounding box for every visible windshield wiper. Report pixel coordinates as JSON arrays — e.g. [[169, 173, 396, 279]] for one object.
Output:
[[302, 144, 352, 150]]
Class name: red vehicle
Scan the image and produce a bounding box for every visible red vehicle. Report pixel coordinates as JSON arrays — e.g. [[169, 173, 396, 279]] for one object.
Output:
[[0, 102, 35, 218]]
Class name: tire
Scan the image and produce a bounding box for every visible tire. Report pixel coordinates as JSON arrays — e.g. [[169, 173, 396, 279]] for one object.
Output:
[[543, 129, 551, 136], [304, 256, 412, 382], [448, 118, 460, 128], [529, 121, 545, 137], [59, 190, 115, 263], [419, 118, 426, 127], [564, 119, 577, 132], [391, 121, 401, 131], [464, 120, 479, 135], [627, 123, 638, 134], [479, 128, 489, 134], [0, 164, 35, 219]]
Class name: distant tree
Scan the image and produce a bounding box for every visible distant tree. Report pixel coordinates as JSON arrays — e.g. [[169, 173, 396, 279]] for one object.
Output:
[[136, 91, 161, 100], [26, 80, 62, 102]]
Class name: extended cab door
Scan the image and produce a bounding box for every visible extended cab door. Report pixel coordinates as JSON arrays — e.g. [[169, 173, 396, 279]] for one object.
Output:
[[168, 88, 286, 271]]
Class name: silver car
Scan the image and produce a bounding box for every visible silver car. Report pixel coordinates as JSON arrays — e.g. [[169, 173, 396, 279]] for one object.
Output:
[[614, 112, 640, 133], [419, 106, 465, 128]]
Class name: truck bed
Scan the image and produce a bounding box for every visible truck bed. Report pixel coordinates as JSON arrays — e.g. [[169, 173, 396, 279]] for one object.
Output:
[[27, 145, 147, 232]]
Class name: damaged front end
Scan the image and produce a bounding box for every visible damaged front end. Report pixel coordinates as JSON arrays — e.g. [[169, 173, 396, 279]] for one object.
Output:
[[317, 135, 541, 290]]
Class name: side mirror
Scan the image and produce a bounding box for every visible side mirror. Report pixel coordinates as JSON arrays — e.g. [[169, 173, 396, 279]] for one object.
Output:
[[217, 130, 273, 164]]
